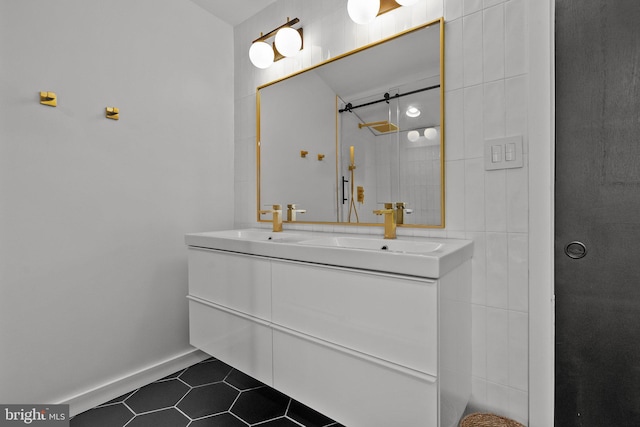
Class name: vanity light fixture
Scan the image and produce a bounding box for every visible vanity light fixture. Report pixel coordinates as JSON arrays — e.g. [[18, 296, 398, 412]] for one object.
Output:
[[249, 17, 303, 69], [347, 0, 416, 25], [347, 0, 380, 24]]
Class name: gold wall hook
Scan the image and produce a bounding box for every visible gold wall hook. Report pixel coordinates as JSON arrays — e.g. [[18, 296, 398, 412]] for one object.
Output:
[[39, 92, 57, 107], [300, 150, 308, 158], [105, 107, 119, 120], [317, 154, 325, 161]]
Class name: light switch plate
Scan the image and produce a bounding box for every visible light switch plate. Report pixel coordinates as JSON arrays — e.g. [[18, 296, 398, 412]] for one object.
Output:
[[484, 135, 523, 170]]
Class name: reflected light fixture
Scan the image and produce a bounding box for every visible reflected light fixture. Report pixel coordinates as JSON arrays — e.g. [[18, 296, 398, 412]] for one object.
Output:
[[407, 130, 420, 142], [249, 17, 303, 69], [424, 126, 439, 140], [406, 106, 421, 118]]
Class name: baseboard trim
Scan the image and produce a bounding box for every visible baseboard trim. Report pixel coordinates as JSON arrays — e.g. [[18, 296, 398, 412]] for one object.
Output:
[[57, 348, 210, 417]]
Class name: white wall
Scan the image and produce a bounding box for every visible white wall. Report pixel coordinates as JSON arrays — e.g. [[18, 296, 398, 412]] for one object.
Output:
[[234, 0, 553, 425], [0, 0, 234, 409]]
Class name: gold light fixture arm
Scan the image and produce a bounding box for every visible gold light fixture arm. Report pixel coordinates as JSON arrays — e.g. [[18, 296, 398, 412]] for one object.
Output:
[[252, 18, 300, 43]]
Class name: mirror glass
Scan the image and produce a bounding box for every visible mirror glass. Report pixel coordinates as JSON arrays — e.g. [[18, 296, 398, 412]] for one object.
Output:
[[257, 19, 444, 228]]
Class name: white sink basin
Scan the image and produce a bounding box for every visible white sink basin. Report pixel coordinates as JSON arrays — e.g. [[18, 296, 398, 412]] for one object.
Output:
[[208, 229, 304, 242], [298, 236, 442, 255], [186, 229, 472, 278]]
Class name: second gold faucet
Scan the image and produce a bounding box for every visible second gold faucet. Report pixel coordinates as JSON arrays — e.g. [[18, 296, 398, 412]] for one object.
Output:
[[373, 203, 396, 239]]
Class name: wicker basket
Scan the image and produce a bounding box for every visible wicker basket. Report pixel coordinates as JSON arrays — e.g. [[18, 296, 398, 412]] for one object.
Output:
[[459, 413, 525, 427]]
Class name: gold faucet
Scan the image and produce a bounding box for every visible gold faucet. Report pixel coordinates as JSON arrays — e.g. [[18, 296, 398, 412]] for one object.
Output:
[[373, 202, 396, 239], [287, 204, 307, 222], [395, 202, 406, 225], [260, 204, 283, 232]]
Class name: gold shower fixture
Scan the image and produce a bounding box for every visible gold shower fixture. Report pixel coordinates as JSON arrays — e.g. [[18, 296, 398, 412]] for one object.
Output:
[[358, 120, 399, 133]]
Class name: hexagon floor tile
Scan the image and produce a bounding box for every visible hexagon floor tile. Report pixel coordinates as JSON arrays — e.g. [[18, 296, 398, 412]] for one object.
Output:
[[70, 357, 344, 427]]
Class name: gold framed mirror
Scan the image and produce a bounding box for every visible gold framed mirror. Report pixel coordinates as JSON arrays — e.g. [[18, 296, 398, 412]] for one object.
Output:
[[257, 17, 444, 228]]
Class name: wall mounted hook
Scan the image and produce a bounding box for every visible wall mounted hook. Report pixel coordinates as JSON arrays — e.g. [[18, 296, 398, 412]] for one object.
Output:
[[300, 150, 308, 158], [105, 107, 119, 120], [39, 92, 57, 107], [317, 154, 325, 161]]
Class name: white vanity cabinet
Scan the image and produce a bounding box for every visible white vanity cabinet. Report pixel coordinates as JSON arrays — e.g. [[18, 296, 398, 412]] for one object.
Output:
[[186, 233, 472, 427], [187, 248, 273, 386]]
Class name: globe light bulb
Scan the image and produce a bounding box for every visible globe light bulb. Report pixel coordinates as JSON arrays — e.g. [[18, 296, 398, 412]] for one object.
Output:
[[275, 27, 302, 58], [347, 0, 380, 25], [249, 41, 274, 69], [407, 130, 420, 142], [424, 127, 439, 140]]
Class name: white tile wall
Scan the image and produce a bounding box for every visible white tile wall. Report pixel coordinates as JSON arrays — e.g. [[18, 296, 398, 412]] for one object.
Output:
[[233, 0, 529, 425]]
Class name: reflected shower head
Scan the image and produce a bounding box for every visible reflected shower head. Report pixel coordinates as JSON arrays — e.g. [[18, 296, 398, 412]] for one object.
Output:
[[358, 120, 399, 133]]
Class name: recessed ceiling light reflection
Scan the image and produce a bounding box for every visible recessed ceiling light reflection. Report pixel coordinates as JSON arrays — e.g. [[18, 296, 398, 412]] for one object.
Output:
[[406, 106, 421, 118]]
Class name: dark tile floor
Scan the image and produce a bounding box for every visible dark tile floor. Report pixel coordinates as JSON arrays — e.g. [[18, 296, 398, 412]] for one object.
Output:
[[71, 357, 343, 427]]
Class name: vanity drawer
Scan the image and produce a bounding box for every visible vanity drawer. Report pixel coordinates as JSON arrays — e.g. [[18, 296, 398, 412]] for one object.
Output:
[[272, 329, 438, 427], [188, 248, 271, 320], [271, 261, 438, 375], [189, 298, 273, 386]]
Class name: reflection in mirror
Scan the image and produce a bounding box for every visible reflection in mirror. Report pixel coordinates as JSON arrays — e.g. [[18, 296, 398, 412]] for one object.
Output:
[[257, 18, 444, 228]]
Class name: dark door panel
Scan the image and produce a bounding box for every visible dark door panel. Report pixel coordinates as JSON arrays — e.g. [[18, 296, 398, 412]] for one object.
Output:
[[555, 1, 640, 425]]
